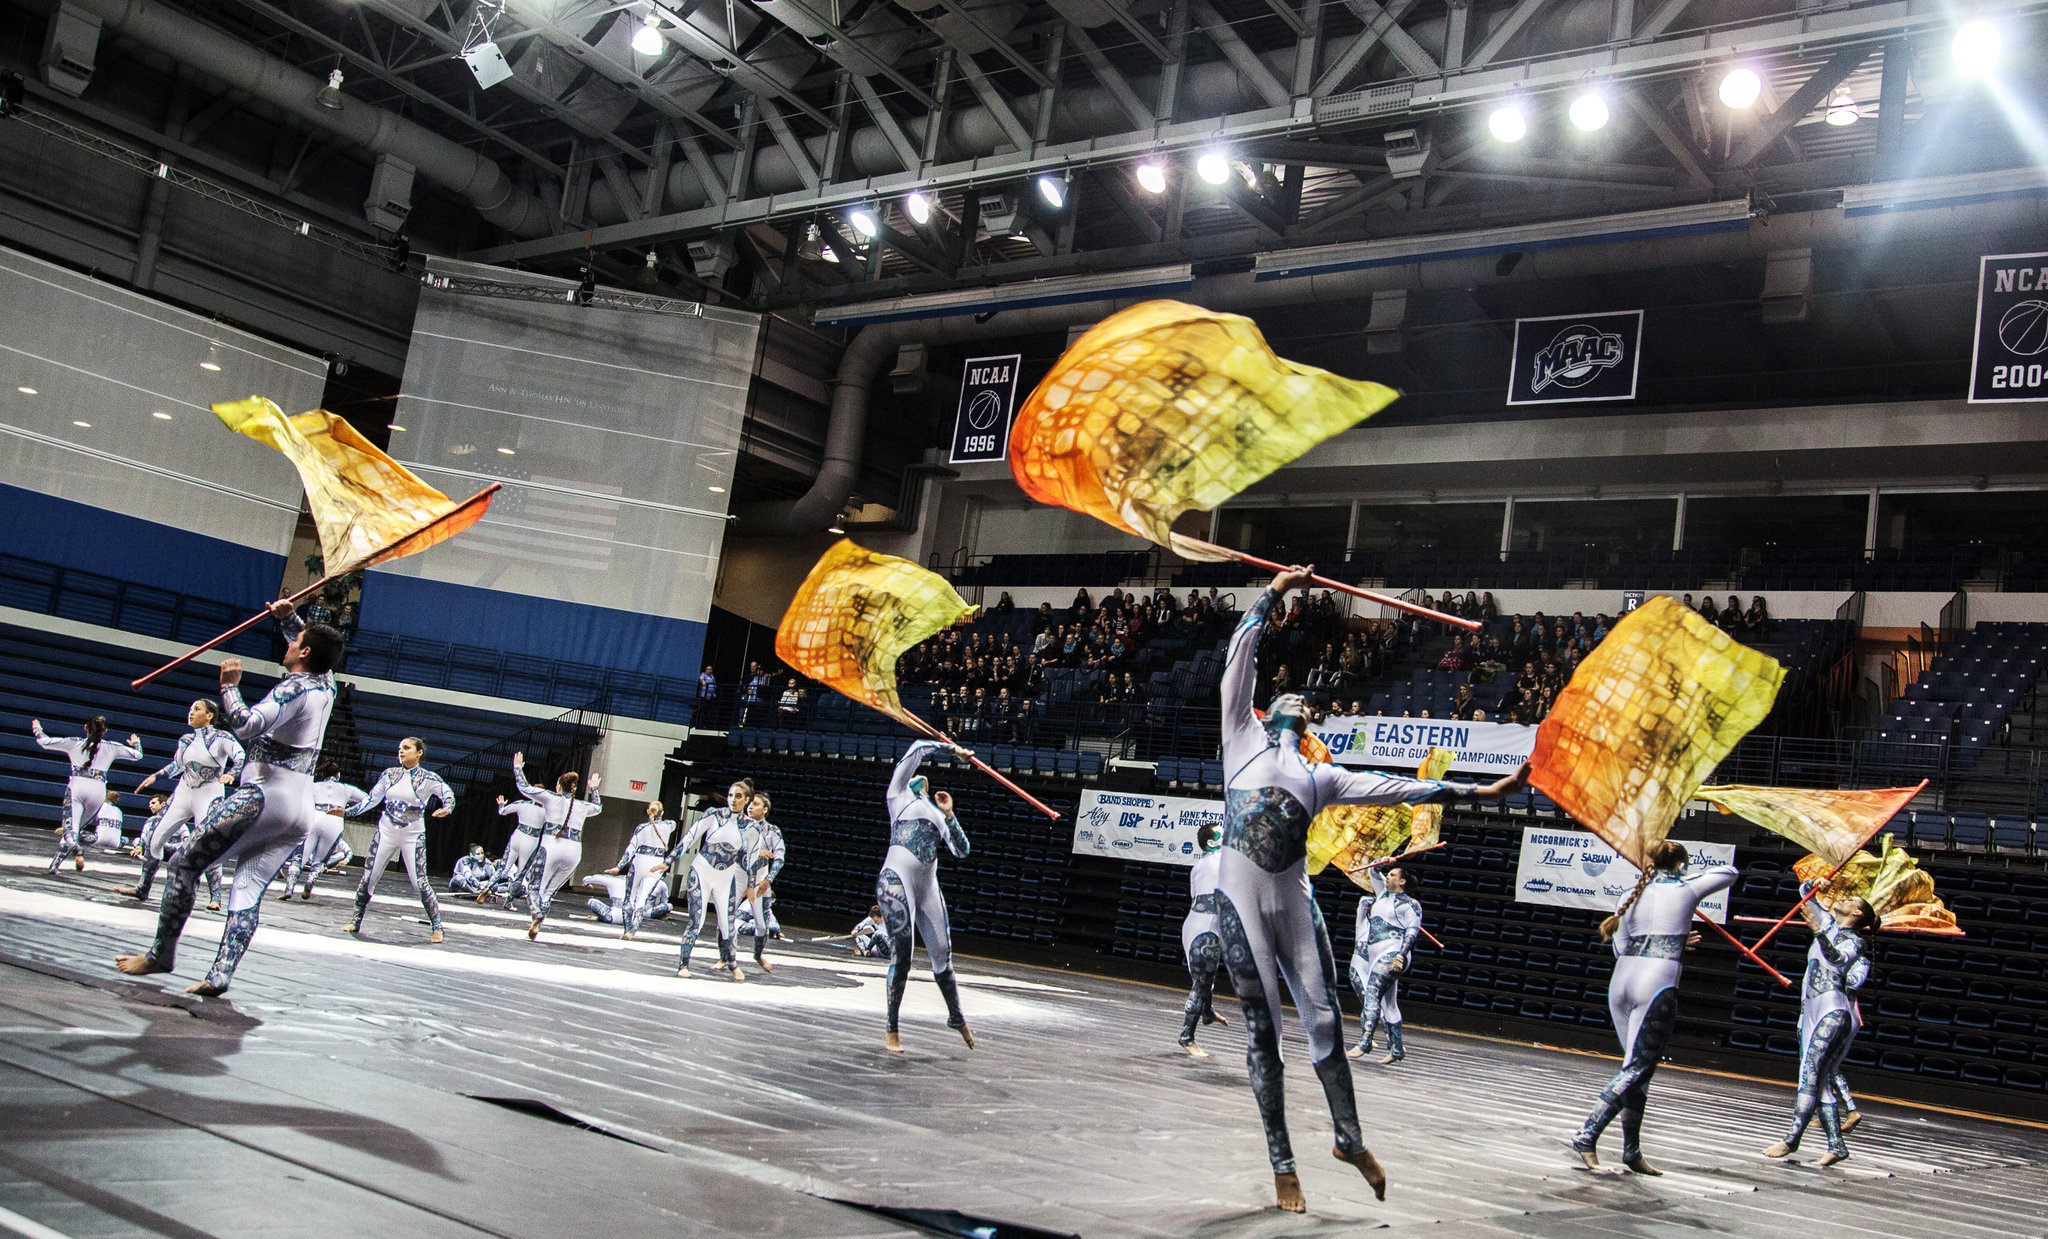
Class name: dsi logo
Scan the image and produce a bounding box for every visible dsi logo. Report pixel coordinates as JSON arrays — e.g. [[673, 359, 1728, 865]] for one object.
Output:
[[1118, 812, 1145, 829], [1532, 324, 1625, 393]]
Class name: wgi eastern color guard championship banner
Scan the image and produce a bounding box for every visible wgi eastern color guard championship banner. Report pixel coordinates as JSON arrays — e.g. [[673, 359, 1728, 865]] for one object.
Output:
[[1073, 789, 1222, 867], [1310, 715, 1538, 776], [1514, 825, 1735, 923]]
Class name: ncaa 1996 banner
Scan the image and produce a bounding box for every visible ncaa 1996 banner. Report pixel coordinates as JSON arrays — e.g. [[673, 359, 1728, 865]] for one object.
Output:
[[1514, 825, 1735, 924], [1506, 309, 1644, 406], [1307, 714, 1537, 776], [1073, 789, 1223, 867]]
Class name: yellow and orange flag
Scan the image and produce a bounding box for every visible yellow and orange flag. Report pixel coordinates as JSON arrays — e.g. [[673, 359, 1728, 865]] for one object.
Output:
[[1529, 596, 1784, 869], [1308, 748, 1453, 888], [1008, 301, 1400, 561], [775, 540, 975, 734], [1698, 784, 1923, 868], [214, 397, 491, 576], [1792, 836, 1961, 934]]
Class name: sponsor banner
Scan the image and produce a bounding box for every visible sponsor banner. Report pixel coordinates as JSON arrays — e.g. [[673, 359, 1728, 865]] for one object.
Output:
[[1513, 826, 1735, 924], [1506, 309, 1643, 405], [1969, 252, 2048, 403], [950, 353, 1023, 462], [1308, 715, 1537, 776], [1073, 789, 1223, 867]]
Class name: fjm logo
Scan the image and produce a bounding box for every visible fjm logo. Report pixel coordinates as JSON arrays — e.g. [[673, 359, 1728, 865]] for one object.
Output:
[[1532, 324, 1625, 393]]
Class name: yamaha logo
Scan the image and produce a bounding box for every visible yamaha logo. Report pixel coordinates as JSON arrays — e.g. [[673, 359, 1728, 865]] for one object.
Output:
[[1532, 324, 1626, 394]]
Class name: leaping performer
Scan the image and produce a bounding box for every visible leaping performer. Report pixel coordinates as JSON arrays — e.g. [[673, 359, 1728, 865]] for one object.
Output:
[[345, 738, 454, 942], [1763, 883, 1877, 1166], [1348, 864, 1421, 1065], [675, 779, 752, 980], [512, 752, 601, 940], [31, 716, 143, 876], [122, 700, 241, 899], [1215, 567, 1526, 1213], [878, 739, 977, 1054], [1178, 821, 1230, 1058], [115, 601, 342, 994]]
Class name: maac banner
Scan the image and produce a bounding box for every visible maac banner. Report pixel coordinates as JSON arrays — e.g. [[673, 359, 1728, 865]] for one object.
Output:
[[1309, 714, 1537, 776], [1513, 825, 1735, 923], [951, 353, 1022, 462], [1969, 252, 2048, 403], [1507, 310, 1643, 405], [1073, 789, 1222, 867]]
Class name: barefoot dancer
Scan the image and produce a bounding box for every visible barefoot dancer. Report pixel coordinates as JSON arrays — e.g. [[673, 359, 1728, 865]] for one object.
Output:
[[282, 759, 366, 899], [877, 740, 977, 1054], [1179, 822, 1230, 1058], [676, 779, 752, 981], [1569, 841, 1738, 1175], [345, 739, 454, 943], [1348, 865, 1420, 1065], [124, 700, 241, 899], [31, 716, 143, 875], [1216, 566, 1526, 1213], [488, 781, 547, 905], [512, 753, 601, 940], [605, 800, 676, 940], [740, 792, 784, 970], [1764, 884, 1876, 1167], [115, 601, 342, 995]]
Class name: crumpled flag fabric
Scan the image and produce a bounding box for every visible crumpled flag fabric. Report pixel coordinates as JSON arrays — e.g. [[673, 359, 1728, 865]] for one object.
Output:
[[1793, 835, 1961, 935], [213, 397, 489, 575], [1308, 748, 1453, 888], [775, 540, 975, 734], [1529, 595, 1784, 870], [1698, 784, 1921, 868], [1008, 301, 1400, 560]]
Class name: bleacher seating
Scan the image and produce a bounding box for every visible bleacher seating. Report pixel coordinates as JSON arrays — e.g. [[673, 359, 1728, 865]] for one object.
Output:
[[1876, 623, 2046, 763]]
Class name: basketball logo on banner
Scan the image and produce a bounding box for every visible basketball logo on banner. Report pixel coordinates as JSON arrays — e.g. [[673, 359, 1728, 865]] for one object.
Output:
[[1971, 252, 2048, 403], [1506, 310, 1643, 406], [951, 354, 1022, 463]]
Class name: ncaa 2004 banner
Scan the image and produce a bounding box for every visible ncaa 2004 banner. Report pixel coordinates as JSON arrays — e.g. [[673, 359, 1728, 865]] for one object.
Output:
[[1514, 825, 1735, 924], [1073, 789, 1223, 868], [1309, 715, 1538, 776]]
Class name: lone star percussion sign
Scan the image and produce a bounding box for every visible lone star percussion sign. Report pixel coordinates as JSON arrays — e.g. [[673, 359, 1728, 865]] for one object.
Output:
[[950, 353, 1022, 463], [1970, 252, 2048, 403], [1507, 309, 1644, 406]]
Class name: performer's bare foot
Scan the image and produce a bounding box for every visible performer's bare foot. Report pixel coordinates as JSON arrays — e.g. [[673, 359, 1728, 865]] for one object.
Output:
[[1347, 1046, 1366, 1059], [1206, 1012, 1228, 1026], [206, 900, 220, 911], [1762, 1142, 1793, 1159], [1377, 1053, 1402, 1066], [1815, 1151, 1847, 1168], [956, 1024, 974, 1049], [113, 954, 168, 976], [885, 1032, 903, 1054], [343, 922, 360, 935], [620, 931, 635, 940], [527, 920, 540, 940], [186, 981, 225, 997], [428, 930, 443, 944], [1624, 1156, 1661, 1176], [75, 856, 85, 871], [1840, 1111, 1861, 1134], [1333, 1146, 1386, 1201], [675, 967, 692, 979], [729, 966, 745, 982], [475, 892, 489, 903], [1184, 1042, 1209, 1059], [1274, 1173, 1305, 1213], [1572, 1146, 1604, 1171], [756, 959, 772, 973], [115, 885, 141, 898]]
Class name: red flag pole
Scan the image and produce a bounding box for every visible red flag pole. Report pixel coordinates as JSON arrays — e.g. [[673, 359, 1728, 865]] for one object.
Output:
[[903, 717, 1061, 820], [1174, 538, 1482, 632], [130, 485, 500, 689], [1417, 926, 1446, 950], [1745, 779, 1928, 954], [1698, 911, 1792, 986]]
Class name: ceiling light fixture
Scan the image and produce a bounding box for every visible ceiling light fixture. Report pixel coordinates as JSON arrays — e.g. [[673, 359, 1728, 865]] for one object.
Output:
[[632, 12, 665, 55], [1135, 161, 1166, 194], [1718, 66, 1762, 109], [708, 485, 726, 493], [72, 420, 91, 428], [1953, 19, 2001, 77], [1487, 102, 1527, 143], [16, 386, 35, 395], [1036, 173, 1068, 209], [826, 523, 845, 534], [497, 447, 516, 455], [848, 205, 879, 238], [1196, 150, 1230, 185], [1825, 85, 1859, 126], [1568, 90, 1609, 132], [388, 423, 407, 431], [905, 191, 932, 225], [200, 361, 221, 372], [153, 411, 173, 420], [316, 68, 345, 111]]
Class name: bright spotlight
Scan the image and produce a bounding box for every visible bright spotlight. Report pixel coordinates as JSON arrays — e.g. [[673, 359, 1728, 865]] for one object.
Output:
[[1488, 102, 1527, 143], [632, 14, 665, 56], [1953, 19, 2001, 78], [847, 206, 878, 239], [1036, 174, 1067, 209], [1196, 150, 1229, 185], [1568, 91, 1609, 132], [905, 191, 932, 225], [1825, 85, 1858, 126], [1135, 162, 1166, 194], [1719, 67, 1761, 109]]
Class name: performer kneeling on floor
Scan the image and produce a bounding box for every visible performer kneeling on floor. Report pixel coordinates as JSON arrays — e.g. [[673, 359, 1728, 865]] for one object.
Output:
[[115, 601, 341, 995], [449, 845, 498, 896], [1216, 566, 1526, 1213], [1179, 821, 1230, 1058], [878, 739, 978, 1054], [1349, 864, 1421, 1065], [32, 715, 143, 876], [1764, 882, 1876, 1167], [851, 905, 890, 957], [346, 738, 455, 943]]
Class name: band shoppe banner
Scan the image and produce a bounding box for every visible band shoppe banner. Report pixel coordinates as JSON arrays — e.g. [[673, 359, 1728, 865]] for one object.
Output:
[[950, 353, 1022, 462], [1310, 715, 1538, 775], [1513, 825, 1735, 923], [1969, 252, 2048, 403], [1506, 310, 1644, 405], [1073, 789, 1222, 867]]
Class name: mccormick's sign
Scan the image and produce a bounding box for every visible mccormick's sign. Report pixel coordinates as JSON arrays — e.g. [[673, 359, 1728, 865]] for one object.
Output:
[[1507, 310, 1643, 406]]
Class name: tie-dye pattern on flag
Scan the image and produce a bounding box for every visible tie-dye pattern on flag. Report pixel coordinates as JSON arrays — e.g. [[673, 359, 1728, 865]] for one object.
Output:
[[1699, 784, 1922, 868], [1309, 748, 1453, 889]]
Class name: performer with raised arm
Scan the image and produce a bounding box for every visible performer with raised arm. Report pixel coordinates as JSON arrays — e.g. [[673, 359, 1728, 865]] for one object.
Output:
[[31, 715, 143, 875], [1348, 865, 1421, 1065], [345, 738, 455, 944], [115, 601, 342, 995], [740, 792, 786, 969], [1764, 883, 1877, 1167], [675, 779, 753, 981], [601, 800, 677, 940], [1569, 841, 1738, 1175], [282, 759, 366, 899], [1178, 821, 1230, 1058], [512, 752, 601, 940], [122, 700, 241, 899], [488, 776, 549, 905], [878, 739, 977, 1054], [1214, 566, 1526, 1213]]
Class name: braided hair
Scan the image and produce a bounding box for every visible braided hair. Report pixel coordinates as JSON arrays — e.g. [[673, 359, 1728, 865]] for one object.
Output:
[[1600, 840, 1689, 942], [82, 715, 107, 766]]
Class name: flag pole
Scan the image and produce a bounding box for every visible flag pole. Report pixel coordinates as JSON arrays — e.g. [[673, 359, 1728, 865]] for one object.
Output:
[[905, 718, 1061, 819], [1744, 780, 1928, 953], [1175, 537, 1481, 632], [130, 485, 499, 689], [1698, 911, 1792, 986]]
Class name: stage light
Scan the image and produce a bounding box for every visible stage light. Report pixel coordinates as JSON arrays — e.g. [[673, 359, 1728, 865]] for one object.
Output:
[[709, 485, 726, 493], [497, 447, 516, 455], [1036, 174, 1067, 209], [1135, 161, 1166, 194], [848, 206, 878, 238], [1196, 150, 1229, 185], [15, 386, 34, 395], [827, 523, 845, 534], [200, 361, 221, 371], [632, 13, 665, 55], [388, 423, 407, 431], [153, 411, 173, 420], [316, 68, 345, 111], [1719, 67, 1761, 109], [905, 191, 932, 225], [1825, 86, 1859, 126], [1953, 19, 2001, 77], [72, 419, 91, 428], [1488, 102, 1527, 143], [1568, 90, 1609, 132]]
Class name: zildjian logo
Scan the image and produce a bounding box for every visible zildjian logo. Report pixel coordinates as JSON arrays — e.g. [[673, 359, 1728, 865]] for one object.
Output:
[[1530, 324, 1626, 394]]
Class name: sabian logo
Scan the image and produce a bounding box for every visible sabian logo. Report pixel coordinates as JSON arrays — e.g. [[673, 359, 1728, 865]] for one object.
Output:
[[1532, 324, 1625, 393]]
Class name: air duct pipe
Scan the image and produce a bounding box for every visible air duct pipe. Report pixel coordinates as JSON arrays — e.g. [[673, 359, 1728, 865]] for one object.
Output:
[[739, 190, 2048, 533], [67, 0, 554, 237]]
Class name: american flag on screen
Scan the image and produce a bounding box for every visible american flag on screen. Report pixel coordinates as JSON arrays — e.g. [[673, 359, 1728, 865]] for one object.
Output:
[[458, 459, 622, 572]]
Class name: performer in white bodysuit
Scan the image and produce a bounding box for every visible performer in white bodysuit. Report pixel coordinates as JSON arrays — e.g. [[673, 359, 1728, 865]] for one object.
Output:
[[31, 716, 143, 875], [877, 740, 977, 1053], [124, 700, 242, 900], [346, 738, 455, 943], [488, 783, 547, 904], [1178, 822, 1230, 1058], [739, 793, 785, 970], [283, 759, 367, 898], [676, 780, 752, 980], [1348, 865, 1421, 1065], [511, 752, 601, 939], [1764, 885, 1876, 1166], [599, 800, 676, 940]]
